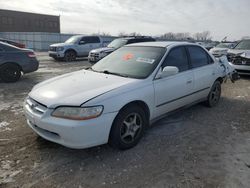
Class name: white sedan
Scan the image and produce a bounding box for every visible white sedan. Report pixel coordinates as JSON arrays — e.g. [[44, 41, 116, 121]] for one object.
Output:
[[24, 42, 235, 150]]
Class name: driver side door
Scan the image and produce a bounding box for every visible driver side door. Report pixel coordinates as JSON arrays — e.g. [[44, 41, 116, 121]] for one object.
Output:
[[153, 46, 194, 118]]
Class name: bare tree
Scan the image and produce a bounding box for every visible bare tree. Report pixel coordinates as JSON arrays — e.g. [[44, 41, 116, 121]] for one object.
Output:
[[118, 31, 127, 37], [92, 31, 112, 36], [160, 32, 191, 40], [193, 31, 212, 41]]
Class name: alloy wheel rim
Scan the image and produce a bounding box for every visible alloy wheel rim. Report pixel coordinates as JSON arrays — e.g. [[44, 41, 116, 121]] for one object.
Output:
[[211, 84, 220, 104], [120, 113, 142, 144]]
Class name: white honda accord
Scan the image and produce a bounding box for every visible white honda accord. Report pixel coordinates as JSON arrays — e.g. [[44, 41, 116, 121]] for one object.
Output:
[[24, 42, 235, 150]]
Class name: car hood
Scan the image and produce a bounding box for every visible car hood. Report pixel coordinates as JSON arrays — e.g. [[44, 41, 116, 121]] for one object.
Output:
[[29, 70, 137, 108], [50, 43, 70, 47], [210, 47, 228, 52], [228, 49, 250, 55], [90, 47, 115, 53]]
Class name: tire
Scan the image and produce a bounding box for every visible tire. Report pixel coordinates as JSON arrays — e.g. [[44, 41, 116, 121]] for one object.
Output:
[[53, 57, 62, 62], [205, 81, 221, 107], [64, 50, 76, 62], [109, 105, 148, 150], [0, 64, 21, 83]]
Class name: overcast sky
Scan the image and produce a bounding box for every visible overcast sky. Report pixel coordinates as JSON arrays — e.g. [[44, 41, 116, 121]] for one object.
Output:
[[0, 0, 249, 40]]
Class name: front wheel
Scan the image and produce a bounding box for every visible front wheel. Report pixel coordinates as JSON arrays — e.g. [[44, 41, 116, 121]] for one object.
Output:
[[0, 64, 21, 83], [206, 81, 221, 107], [109, 105, 148, 150], [64, 51, 76, 62]]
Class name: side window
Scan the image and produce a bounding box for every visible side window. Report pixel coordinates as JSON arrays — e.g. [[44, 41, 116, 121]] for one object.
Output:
[[90, 36, 100, 43], [162, 47, 189, 72], [80, 37, 100, 44], [187, 46, 209, 68]]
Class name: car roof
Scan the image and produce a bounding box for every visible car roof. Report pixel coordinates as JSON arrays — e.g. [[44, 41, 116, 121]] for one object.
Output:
[[119, 36, 154, 40], [126, 41, 195, 48]]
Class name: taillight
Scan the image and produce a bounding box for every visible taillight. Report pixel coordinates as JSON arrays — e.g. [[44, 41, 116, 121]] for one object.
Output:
[[27, 52, 36, 58]]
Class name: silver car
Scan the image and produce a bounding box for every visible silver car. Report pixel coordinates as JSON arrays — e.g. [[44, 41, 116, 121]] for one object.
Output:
[[49, 35, 115, 62], [227, 40, 250, 75]]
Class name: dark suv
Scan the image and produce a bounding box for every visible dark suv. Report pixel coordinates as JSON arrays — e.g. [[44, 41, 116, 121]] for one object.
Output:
[[88, 36, 156, 63]]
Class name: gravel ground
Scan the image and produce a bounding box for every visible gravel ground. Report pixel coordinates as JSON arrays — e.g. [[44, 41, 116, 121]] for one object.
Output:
[[0, 53, 250, 188]]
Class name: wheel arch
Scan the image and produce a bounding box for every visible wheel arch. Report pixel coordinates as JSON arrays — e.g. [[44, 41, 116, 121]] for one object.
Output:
[[115, 100, 150, 124], [65, 49, 77, 56], [215, 77, 223, 84], [108, 100, 150, 149]]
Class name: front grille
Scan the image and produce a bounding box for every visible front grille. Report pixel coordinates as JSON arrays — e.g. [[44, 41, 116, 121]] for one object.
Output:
[[26, 97, 47, 115], [89, 53, 99, 58], [227, 53, 250, 66], [227, 53, 235, 62]]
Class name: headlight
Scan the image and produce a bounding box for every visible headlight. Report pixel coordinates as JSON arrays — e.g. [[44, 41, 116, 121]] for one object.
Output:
[[57, 47, 64, 51], [51, 106, 103, 120], [100, 51, 108, 57]]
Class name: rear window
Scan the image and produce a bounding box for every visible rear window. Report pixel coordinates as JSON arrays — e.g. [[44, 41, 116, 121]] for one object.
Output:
[[0, 42, 20, 51], [187, 46, 209, 68], [162, 47, 189, 72]]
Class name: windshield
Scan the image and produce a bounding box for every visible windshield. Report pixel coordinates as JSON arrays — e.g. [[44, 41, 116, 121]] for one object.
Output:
[[107, 39, 128, 49], [92, 46, 165, 79], [234, 40, 250, 50], [65, 36, 81, 44], [216, 43, 234, 48]]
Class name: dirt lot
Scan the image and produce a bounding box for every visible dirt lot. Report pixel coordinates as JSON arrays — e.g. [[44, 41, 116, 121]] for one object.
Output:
[[0, 53, 250, 188]]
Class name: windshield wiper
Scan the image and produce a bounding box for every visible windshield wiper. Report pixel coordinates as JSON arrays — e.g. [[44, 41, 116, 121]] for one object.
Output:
[[86, 67, 102, 73], [102, 70, 129, 78]]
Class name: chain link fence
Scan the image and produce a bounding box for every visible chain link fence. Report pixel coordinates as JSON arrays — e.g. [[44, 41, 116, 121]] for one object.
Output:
[[0, 32, 75, 51]]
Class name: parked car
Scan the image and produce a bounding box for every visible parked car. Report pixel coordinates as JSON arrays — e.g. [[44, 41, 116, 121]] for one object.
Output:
[[24, 42, 236, 150], [48, 35, 115, 62], [88, 36, 156, 63], [227, 39, 250, 75], [0, 42, 39, 82], [0, 38, 26, 48], [209, 42, 236, 57]]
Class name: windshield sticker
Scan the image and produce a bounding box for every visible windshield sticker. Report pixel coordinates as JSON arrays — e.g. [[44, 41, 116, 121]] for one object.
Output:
[[136, 57, 155, 64], [123, 53, 134, 61]]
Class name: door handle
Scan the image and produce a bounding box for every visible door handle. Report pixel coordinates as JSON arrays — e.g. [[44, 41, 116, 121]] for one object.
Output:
[[186, 80, 192, 84]]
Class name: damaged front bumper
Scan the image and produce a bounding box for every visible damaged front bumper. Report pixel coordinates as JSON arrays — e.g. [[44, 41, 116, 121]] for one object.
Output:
[[217, 56, 240, 83]]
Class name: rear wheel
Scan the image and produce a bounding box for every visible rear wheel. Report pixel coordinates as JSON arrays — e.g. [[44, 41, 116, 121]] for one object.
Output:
[[109, 105, 147, 150], [0, 64, 21, 83], [206, 81, 221, 107], [64, 51, 76, 62]]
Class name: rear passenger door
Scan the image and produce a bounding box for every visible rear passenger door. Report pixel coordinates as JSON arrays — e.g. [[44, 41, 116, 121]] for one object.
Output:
[[153, 46, 194, 117], [187, 46, 215, 99], [78, 37, 101, 56]]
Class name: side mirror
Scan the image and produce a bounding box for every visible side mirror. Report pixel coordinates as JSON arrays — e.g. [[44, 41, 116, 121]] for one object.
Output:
[[79, 41, 85, 45], [156, 66, 179, 79]]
